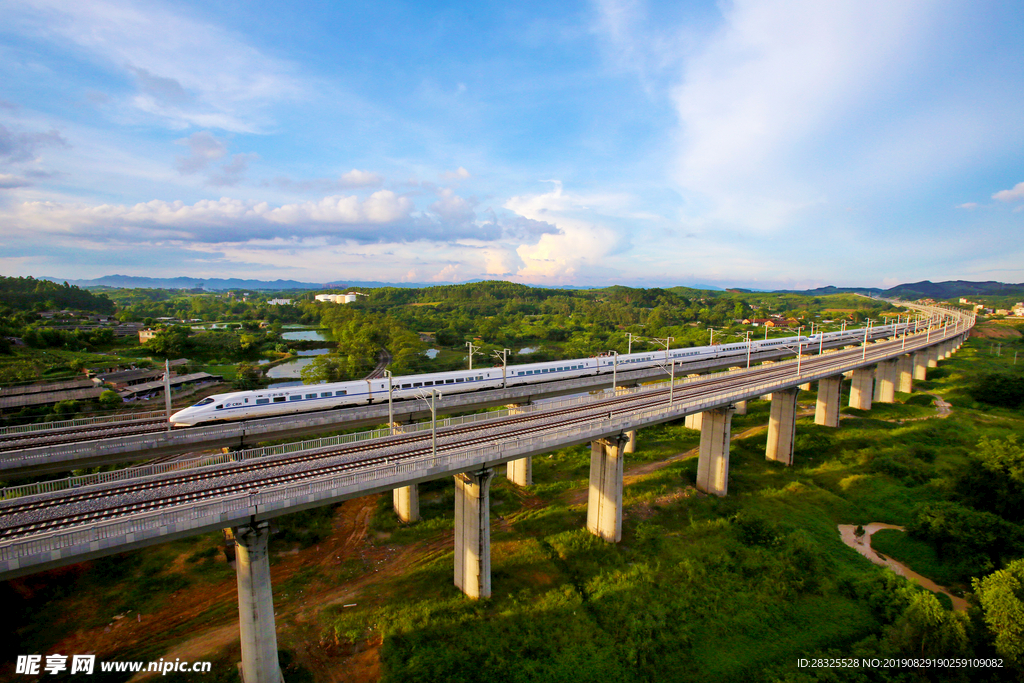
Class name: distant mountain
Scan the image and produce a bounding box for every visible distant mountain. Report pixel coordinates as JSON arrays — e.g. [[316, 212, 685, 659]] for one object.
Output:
[[774, 281, 1024, 299], [880, 280, 1024, 300], [40, 275, 444, 291], [37, 275, 1024, 299]]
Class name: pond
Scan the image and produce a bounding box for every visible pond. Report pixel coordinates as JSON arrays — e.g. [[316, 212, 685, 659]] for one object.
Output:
[[424, 349, 439, 359], [281, 328, 333, 342], [264, 348, 331, 379], [519, 347, 538, 354]]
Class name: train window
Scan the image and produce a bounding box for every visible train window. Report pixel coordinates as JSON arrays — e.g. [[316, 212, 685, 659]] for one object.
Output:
[[273, 397, 286, 403], [413, 382, 422, 387], [215, 404, 224, 410], [338, 390, 347, 395], [455, 378, 464, 383], [289, 395, 301, 401], [446, 379, 454, 384], [424, 381, 433, 386], [245, 398, 249, 403], [402, 383, 411, 389], [306, 394, 317, 399], [321, 391, 332, 397], [194, 397, 215, 406], [256, 398, 269, 405]]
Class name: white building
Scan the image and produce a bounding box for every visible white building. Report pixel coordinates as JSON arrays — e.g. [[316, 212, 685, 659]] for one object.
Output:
[[315, 292, 365, 304], [267, 298, 292, 305]]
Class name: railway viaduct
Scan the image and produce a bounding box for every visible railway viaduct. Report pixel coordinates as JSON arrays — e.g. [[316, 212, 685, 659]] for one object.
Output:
[[0, 304, 972, 683]]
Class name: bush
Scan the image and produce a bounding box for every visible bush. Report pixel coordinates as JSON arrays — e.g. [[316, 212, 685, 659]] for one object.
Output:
[[970, 372, 1024, 409], [98, 389, 122, 407]]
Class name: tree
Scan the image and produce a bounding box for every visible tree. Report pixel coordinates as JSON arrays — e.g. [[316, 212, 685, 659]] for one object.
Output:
[[886, 591, 969, 658], [954, 435, 1024, 522], [98, 390, 122, 408], [300, 354, 348, 384], [145, 326, 192, 357], [233, 362, 262, 390], [973, 559, 1024, 666]]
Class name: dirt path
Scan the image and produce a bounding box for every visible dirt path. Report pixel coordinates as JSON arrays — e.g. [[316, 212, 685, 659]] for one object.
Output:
[[837, 523, 967, 612]]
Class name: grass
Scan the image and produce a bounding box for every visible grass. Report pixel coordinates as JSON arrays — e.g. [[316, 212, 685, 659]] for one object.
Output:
[[871, 528, 963, 588]]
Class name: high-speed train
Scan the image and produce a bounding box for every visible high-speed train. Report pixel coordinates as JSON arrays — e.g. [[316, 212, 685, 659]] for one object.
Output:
[[169, 322, 911, 426]]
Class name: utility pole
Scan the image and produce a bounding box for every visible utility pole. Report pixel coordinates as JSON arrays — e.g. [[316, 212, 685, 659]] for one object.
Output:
[[608, 350, 619, 392], [744, 331, 752, 368], [163, 358, 172, 431], [466, 341, 481, 370], [492, 348, 511, 388], [385, 370, 394, 435]]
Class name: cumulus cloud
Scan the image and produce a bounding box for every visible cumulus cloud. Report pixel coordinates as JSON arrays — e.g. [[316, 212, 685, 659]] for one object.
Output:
[[992, 182, 1024, 202], [429, 189, 477, 227], [339, 169, 384, 187], [505, 182, 622, 282], [0, 191, 423, 245]]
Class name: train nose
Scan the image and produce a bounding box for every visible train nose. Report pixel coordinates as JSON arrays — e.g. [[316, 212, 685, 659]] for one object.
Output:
[[169, 408, 196, 426]]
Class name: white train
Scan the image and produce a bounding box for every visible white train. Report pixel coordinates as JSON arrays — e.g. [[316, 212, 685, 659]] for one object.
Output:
[[169, 323, 907, 426]]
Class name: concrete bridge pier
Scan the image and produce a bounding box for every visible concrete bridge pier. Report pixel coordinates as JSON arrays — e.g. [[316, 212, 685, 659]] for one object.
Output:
[[454, 468, 495, 599], [898, 356, 913, 393], [623, 430, 637, 454], [876, 360, 897, 404], [913, 353, 928, 381], [393, 485, 420, 522], [766, 388, 799, 465], [798, 382, 813, 392], [503, 404, 534, 486], [587, 435, 629, 542], [733, 400, 747, 415], [849, 366, 874, 411], [815, 376, 842, 428], [506, 457, 533, 486], [234, 522, 285, 683], [684, 412, 703, 431], [696, 406, 735, 496], [943, 342, 953, 359], [927, 346, 939, 368]]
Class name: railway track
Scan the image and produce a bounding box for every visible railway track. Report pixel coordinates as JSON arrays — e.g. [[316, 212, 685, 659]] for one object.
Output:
[[0, 345, 888, 541], [0, 418, 173, 452]]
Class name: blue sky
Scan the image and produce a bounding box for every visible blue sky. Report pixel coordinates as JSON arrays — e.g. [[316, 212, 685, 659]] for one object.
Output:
[[1, 0, 1022, 289]]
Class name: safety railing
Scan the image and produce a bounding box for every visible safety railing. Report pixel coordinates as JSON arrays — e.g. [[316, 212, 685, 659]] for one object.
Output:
[[0, 410, 168, 437]]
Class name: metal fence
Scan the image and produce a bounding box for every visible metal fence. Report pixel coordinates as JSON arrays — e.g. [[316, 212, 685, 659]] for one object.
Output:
[[0, 410, 168, 437]]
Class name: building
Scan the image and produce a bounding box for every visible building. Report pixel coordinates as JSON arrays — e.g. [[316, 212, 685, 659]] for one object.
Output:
[[267, 298, 292, 305], [314, 292, 365, 304], [139, 329, 158, 343]]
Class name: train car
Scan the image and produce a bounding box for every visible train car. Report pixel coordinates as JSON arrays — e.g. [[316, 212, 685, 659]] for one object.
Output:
[[168, 322, 909, 426]]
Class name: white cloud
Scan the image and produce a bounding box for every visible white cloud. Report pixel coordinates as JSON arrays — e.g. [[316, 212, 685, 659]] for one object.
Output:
[[992, 182, 1024, 202], [0, 190, 417, 245], [174, 132, 226, 174], [0, 174, 32, 189], [956, 202, 978, 210], [505, 182, 622, 282], [671, 0, 935, 230], [441, 166, 471, 180], [339, 169, 384, 187], [7, 0, 303, 132]]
